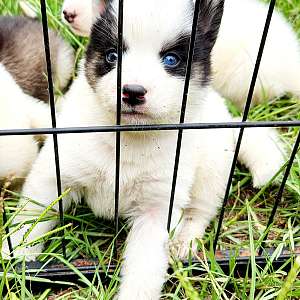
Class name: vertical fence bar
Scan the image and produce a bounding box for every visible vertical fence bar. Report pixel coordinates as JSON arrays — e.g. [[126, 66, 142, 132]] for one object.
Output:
[[40, 0, 66, 258], [167, 0, 201, 231], [259, 130, 300, 254], [114, 0, 124, 254], [213, 0, 276, 252]]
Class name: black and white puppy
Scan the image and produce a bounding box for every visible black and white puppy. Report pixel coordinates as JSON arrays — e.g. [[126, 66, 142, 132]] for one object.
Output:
[[4, 1, 284, 299]]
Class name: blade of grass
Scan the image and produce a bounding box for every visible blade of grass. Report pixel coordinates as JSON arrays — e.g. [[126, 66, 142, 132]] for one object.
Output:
[[277, 256, 300, 300], [22, 189, 70, 243]]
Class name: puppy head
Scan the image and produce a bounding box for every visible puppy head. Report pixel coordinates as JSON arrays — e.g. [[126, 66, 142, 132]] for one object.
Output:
[[85, 0, 224, 124], [62, 0, 105, 36]]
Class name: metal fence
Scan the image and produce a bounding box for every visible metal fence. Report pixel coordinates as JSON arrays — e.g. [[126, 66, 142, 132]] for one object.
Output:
[[1, 0, 300, 282]]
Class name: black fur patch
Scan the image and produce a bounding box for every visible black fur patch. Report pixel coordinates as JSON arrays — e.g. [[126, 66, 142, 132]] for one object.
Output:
[[161, 0, 225, 86], [85, 7, 127, 89], [160, 34, 191, 78], [193, 0, 225, 85], [158, 0, 224, 86]]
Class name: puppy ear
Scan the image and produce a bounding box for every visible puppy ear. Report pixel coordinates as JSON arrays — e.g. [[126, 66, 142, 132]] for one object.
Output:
[[0, 31, 3, 49], [98, 0, 113, 16], [196, 0, 224, 51], [99, 0, 106, 15]]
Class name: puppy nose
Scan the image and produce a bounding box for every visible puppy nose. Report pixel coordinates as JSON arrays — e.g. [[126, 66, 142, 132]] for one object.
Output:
[[63, 10, 76, 23], [122, 84, 147, 106]]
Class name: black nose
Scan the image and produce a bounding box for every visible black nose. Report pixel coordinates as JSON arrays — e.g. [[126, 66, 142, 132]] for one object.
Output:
[[63, 10, 76, 23], [122, 84, 147, 106]]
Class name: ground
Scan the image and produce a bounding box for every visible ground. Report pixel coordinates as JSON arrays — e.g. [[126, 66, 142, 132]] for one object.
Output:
[[0, 0, 300, 299]]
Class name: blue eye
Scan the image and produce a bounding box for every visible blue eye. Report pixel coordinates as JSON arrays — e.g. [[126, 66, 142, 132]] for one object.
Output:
[[162, 53, 180, 67], [106, 50, 118, 63]]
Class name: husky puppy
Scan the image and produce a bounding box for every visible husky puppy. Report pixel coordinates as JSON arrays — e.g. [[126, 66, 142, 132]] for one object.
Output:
[[61, 0, 300, 108], [0, 63, 51, 182], [4, 0, 285, 299], [0, 16, 74, 102]]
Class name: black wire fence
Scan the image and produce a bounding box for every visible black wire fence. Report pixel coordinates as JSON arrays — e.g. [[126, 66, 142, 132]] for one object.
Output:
[[1, 0, 300, 283]]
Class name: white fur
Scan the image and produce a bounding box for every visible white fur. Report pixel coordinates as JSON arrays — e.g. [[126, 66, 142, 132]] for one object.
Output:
[[61, 0, 300, 108], [4, 0, 285, 299], [233, 119, 285, 188], [0, 63, 51, 180], [54, 39, 75, 90]]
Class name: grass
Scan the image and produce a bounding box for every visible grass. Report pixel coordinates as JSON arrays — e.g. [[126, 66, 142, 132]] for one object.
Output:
[[0, 0, 300, 299]]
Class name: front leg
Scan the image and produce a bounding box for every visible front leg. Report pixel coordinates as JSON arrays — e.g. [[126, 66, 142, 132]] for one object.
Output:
[[117, 204, 182, 300], [2, 141, 74, 260], [171, 139, 234, 259], [3, 179, 62, 260]]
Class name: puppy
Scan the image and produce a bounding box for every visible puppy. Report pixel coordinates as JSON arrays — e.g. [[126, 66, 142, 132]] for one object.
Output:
[[61, 0, 300, 109], [0, 16, 74, 102], [0, 16, 73, 183], [213, 0, 300, 108], [4, 1, 285, 299]]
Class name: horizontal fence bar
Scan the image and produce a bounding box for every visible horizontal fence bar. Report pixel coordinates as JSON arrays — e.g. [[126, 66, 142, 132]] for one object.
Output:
[[1, 121, 299, 136], [3, 247, 298, 288]]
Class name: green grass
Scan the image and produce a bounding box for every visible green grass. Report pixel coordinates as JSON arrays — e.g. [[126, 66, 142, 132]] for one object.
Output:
[[1, 0, 300, 299]]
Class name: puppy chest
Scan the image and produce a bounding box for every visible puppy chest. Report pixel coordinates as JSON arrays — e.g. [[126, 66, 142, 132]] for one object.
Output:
[[78, 136, 186, 218], [84, 164, 157, 219]]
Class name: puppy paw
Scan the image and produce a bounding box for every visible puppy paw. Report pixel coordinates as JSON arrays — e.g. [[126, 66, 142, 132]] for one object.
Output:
[[117, 288, 161, 300], [238, 127, 285, 188], [14, 245, 42, 261], [252, 153, 284, 188], [169, 235, 198, 260], [1, 240, 41, 261], [1, 241, 13, 260]]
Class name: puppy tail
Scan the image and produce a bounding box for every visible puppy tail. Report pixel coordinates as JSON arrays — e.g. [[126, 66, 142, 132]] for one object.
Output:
[[234, 118, 286, 188]]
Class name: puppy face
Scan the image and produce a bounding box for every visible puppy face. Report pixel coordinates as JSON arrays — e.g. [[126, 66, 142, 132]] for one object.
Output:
[[85, 0, 224, 124], [62, 0, 105, 36]]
